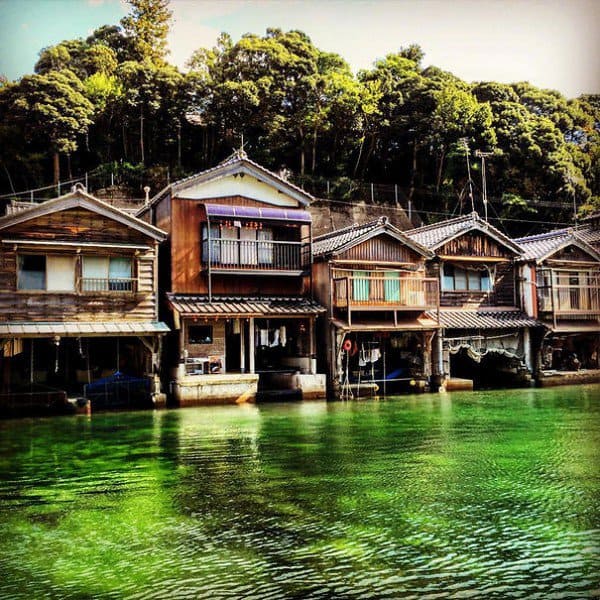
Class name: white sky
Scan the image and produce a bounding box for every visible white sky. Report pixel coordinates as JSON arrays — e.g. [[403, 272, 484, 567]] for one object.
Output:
[[1, 0, 598, 97]]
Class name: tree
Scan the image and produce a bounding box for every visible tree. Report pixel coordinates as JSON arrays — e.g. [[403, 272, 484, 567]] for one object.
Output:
[[120, 0, 172, 64], [3, 70, 94, 183]]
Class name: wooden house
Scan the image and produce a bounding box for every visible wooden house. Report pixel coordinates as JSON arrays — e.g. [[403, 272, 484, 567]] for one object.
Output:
[[0, 187, 168, 414], [137, 151, 326, 404], [312, 217, 440, 397], [515, 228, 600, 376], [405, 212, 540, 388]]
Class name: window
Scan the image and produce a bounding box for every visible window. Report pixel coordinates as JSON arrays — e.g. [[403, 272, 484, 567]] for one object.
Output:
[[188, 325, 213, 344], [82, 256, 133, 292], [202, 223, 273, 266], [443, 264, 492, 291], [18, 255, 75, 291]]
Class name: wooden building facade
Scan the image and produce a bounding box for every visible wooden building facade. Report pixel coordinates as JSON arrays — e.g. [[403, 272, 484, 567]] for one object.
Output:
[[137, 151, 326, 404], [312, 217, 440, 397], [405, 212, 541, 388], [516, 228, 600, 375], [0, 187, 168, 415]]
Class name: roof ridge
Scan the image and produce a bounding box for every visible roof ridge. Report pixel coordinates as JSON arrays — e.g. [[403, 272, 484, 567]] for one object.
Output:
[[313, 218, 382, 242], [405, 212, 474, 234], [515, 228, 570, 243]]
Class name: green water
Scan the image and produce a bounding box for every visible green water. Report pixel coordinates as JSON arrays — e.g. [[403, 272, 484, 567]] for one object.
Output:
[[0, 386, 599, 599]]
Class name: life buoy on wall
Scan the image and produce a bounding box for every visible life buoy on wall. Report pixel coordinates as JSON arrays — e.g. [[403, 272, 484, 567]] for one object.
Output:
[[342, 339, 353, 352]]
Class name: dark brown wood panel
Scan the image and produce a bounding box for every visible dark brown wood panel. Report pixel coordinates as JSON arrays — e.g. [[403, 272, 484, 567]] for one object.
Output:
[[439, 232, 513, 258], [339, 235, 424, 265]]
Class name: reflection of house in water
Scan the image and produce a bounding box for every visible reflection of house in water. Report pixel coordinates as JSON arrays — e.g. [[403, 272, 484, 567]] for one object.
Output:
[[312, 217, 440, 397], [0, 188, 168, 415], [515, 226, 600, 383], [405, 212, 541, 389], [137, 151, 326, 404]]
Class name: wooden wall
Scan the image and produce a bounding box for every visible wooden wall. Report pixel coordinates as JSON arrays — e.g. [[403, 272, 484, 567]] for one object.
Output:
[[0, 249, 157, 322], [338, 235, 425, 265], [438, 232, 514, 258], [170, 197, 309, 295]]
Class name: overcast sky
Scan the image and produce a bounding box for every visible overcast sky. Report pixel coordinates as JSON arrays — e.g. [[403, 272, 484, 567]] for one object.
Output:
[[1, 0, 598, 98]]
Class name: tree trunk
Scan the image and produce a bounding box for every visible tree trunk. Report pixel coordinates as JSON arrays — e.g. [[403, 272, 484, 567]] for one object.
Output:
[[311, 127, 318, 174], [53, 152, 60, 185], [435, 146, 445, 192], [67, 153, 72, 180], [177, 121, 182, 168], [140, 107, 145, 165], [298, 127, 305, 176], [408, 142, 418, 201], [353, 135, 365, 178], [122, 125, 128, 159]]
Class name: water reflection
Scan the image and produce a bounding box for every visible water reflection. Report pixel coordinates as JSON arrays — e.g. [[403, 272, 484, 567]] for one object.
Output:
[[0, 386, 598, 598]]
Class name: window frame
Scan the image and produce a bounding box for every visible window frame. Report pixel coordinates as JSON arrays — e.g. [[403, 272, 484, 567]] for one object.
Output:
[[442, 263, 492, 292]]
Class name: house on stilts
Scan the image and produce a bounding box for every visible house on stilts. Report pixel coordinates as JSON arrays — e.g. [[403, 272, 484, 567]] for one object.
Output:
[[312, 216, 441, 398], [405, 212, 541, 389], [0, 187, 168, 416], [136, 151, 326, 405]]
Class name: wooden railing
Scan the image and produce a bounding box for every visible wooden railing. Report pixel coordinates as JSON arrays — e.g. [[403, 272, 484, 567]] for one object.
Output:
[[333, 275, 439, 310], [81, 277, 137, 292], [538, 283, 600, 317], [202, 239, 310, 272]]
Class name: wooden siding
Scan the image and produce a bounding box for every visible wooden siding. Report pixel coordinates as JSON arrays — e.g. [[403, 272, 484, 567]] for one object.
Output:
[[546, 245, 598, 263], [337, 235, 425, 265], [0, 248, 158, 322], [438, 231, 513, 258], [170, 197, 309, 295], [440, 262, 516, 308], [4, 208, 150, 246]]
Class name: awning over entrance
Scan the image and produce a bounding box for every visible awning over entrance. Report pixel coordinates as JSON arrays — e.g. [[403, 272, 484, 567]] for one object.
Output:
[[428, 310, 540, 330], [0, 321, 169, 337], [204, 203, 311, 223], [332, 316, 438, 331], [167, 294, 325, 317]]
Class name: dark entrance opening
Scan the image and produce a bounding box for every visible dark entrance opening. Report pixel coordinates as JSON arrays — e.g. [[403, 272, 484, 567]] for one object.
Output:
[[450, 348, 529, 389]]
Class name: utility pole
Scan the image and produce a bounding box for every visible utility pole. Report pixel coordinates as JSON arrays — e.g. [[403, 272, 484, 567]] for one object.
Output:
[[460, 138, 475, 213], [475, 150, 493, 223]]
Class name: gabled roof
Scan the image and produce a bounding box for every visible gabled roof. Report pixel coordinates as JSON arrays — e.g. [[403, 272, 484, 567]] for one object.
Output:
[[142, 151, 313, 213], [426, 309, 541, 330], [514, 227, 600, 263], [0, 187, 167, 242], [405, 212, 523, 255], [313, 216, 433, 259]]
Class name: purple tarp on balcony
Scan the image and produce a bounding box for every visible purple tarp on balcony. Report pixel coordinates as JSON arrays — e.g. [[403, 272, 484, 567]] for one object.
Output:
[[204, 204, 311, 223]]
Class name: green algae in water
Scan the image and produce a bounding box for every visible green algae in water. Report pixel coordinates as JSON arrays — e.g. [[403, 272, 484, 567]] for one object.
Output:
[[0, 385, 598, 598]]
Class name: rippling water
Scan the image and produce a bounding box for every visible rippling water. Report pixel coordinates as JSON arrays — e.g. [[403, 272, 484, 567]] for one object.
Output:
[[0, 385, 599, 599]]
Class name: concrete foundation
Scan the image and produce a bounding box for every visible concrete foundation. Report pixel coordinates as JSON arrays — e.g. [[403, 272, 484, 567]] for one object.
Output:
[[172, 373, 259, 406], [537, 369, 600, 387]]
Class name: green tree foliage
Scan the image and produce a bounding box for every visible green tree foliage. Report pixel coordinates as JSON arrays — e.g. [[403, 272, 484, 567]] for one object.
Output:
[[0, 12, 598, 233]]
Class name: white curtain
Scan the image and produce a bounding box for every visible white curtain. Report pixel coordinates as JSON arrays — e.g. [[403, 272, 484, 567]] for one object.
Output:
[[46, 256, 75, 291]]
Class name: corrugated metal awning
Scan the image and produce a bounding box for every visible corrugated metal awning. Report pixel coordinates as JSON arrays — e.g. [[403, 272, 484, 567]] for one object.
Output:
[[204, 203, 311, 223], [168, 295, 325, 317], [427, 310, 540, 330], [0, 321, 169, 337]]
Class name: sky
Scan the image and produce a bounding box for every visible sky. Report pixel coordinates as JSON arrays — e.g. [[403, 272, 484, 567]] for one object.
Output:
[[0, 0, 598, 98]]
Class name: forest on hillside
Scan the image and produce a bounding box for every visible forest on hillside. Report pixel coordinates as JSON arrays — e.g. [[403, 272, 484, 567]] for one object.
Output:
[[0, 0, 598, 235]]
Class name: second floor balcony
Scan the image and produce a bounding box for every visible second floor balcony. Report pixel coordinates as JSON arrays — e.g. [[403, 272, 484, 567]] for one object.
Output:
[[333, 272, 439, 312], [202, 238, 311, 275], [537, 282, 600, 319]]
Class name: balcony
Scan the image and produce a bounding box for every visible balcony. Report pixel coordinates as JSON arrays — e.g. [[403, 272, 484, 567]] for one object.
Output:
[[202, 239, 310, 275], [538, 283, 600, 319], [81, 277, 137, 293], [333, 274, 439, 311]]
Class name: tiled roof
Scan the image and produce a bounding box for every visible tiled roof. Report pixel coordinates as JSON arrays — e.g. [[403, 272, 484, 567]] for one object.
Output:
[[515, 226, 600, 261], [426, 309, 540, 330], [405, 212, 522, 254], [313, 218, 388, 256], [167, 295, 326, 317], [313, 216, 432, 258], [0, 321, 169, 336]]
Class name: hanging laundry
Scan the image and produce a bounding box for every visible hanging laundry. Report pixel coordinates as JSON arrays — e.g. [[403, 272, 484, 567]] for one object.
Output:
[[270, 329, 280, 347], [370, 348, 381, 363], [279, 326, 287, 347], [259, 329, 269, 346]]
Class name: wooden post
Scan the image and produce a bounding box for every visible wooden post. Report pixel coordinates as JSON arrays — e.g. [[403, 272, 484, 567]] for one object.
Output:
[[240, 319, 246, 373], [309, 316, 315, 373], [248, 317, 255, 374]]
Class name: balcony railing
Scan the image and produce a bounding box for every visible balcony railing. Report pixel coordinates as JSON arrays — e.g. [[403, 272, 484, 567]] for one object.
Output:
[[202, 239, 310, 273], [333, 275, 439, 310], [538, 283, 600, 317], [81, 277, 137, 292]]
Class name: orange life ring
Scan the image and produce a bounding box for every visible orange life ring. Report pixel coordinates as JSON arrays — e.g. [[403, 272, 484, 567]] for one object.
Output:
[[343, 339, 352, 352]]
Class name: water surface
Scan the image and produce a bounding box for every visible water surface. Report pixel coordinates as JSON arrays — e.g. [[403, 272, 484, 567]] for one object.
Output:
[[1, 385, 599, 598]]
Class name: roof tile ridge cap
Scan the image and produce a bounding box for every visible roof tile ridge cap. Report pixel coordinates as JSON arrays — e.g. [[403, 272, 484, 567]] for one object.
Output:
[[405, 213, 473, 233], [514, 227, 571, 242]]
